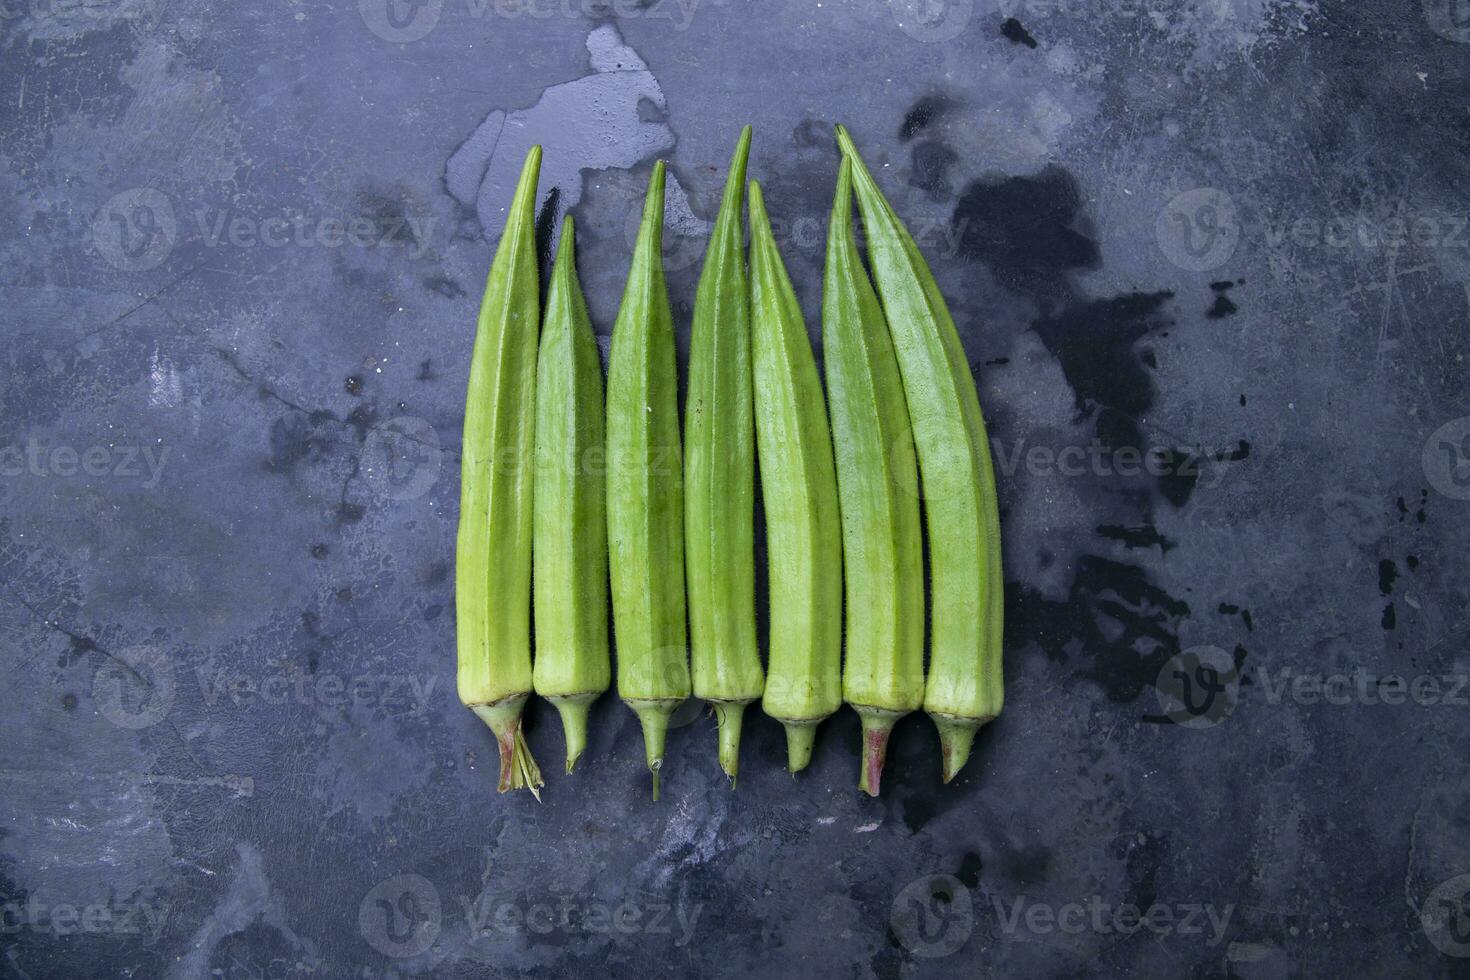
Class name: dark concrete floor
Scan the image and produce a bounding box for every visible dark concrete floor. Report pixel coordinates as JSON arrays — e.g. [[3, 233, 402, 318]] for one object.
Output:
[[3, 1, 1470, 976]]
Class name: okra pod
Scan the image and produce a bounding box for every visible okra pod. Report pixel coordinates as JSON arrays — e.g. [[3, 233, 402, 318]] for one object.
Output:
[[607, 161, 690, 800], [685, 127, 762, 783], [748, 180, 843, 773], [456, 145, 545, 797], [532, 216, 610, 774], [823, 158, 926, 796], [836, 125, 1004, 782]]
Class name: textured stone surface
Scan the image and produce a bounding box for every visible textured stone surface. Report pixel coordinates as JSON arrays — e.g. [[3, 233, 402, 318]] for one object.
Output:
[[3, 1, 1470, 976]]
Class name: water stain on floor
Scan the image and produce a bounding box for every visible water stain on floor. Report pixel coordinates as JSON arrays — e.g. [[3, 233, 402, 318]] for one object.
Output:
[[444, 24, 697, 243]]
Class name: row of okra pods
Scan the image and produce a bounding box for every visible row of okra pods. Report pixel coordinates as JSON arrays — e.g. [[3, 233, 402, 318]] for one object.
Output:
[[456, 125, 1002, 800]]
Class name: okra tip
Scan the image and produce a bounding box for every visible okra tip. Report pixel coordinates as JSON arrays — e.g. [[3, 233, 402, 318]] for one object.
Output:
[[782, 721, 819, 774], [932, 714, 983, 784], [556, 212, 576, 257], [826, 158, 855, 255], [510, 145, 543, 212], [733, 124, 753, 158], [716, 127, 753, 215], [630, 700, 679, 801], [854, 706, 907, 798], [747, 181, 784, 265], [470, 697, 545, 800], [629, 161, 667, 258], [647, 159, 667, 207], [549, 694, 595, 774], [746, 179, 767, 223], [710, 701, 750, 785]]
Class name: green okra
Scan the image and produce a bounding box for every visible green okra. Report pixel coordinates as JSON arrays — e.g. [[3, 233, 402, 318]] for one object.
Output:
[[836, 124, 1004, 783], [456, 144, 545, 798], [823, 157, 926, 796], [685, 126, 762, 784], [748, 180, 843, 773], [532, 215, 610, 775], [606, 161, 690, 801]]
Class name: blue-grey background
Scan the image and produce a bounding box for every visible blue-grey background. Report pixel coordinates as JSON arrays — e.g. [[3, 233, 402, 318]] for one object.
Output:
[[4, 0, 1470, 976]]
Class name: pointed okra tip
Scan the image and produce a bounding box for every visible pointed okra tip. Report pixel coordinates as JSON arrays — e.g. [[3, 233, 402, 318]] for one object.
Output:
[[933, 715, 980, 784], [747, 180, 778, 252], [712, 702, 748, 786], [783, 722, 818, 774], [552, 696, 592, 775], [513, 144, 543, 202], [747, 178, 766, 219], [736, 123, 753, 151], [856, 709, 901, 798], [833, 123, 856, 156], [630, 161, 666, 257], [632, 701, 676, 801], [645, 159, 666, 213], [832, 124, 878, 191], [829, 156, 854, 227], [556, 213, 576, 260], [719, 128, 753, 206]]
